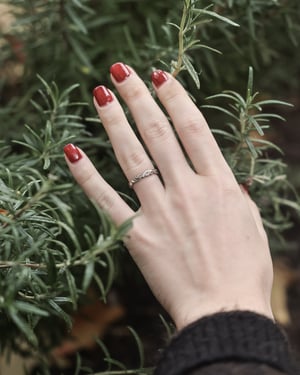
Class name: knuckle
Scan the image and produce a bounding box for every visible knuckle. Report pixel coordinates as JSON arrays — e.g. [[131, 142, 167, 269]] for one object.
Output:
[[221, 184, 240, 202], [198, 175, 238, 202], [122, 84, 145, 101], [162, 81, 185, 103], [164, 89, 182, 103], [223, 185, 239, 198], [170, 179, 196, 207], [212, 175, 236, 194], [142, 119, 170, 142], [79, 172, 115, 212], [78, 170, 94, 188], [101, 106, 116, 124], [171, 190, 187, 210], [100, 109, 117, 124], [95, 190, 115, 212], [99, 103, 122, 125], [123, 149, 146, 172], [181, 116, 204, 136]]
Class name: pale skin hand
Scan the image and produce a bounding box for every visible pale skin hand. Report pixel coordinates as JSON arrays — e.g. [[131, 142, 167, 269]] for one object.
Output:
[[65, 64, 274, 330]]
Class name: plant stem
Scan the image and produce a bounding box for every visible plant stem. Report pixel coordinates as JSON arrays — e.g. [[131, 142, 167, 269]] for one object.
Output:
[[172, 0, 189, 77], [2, 180, 51, 229], [0, 239, 118, 270]]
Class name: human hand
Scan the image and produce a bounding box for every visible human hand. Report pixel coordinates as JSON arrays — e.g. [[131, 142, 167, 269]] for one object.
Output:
[[64, 63, 273, 330]]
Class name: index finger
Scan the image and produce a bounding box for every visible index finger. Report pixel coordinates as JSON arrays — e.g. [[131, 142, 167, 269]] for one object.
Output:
[[152, 71, 233, 178]]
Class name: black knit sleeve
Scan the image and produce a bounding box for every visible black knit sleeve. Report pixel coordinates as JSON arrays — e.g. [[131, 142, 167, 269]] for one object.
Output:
[[154, 311, 298, 375]]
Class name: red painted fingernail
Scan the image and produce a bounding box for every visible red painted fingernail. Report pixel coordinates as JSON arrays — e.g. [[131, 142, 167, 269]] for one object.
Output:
[[151, 70, 168, 88], [93, 85, 113, 107], [110, 62, 131, 83], [64, 144, 82, 163]]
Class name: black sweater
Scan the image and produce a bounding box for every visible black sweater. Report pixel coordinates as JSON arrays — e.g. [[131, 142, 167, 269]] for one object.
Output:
[[154, 311, 298, 375]]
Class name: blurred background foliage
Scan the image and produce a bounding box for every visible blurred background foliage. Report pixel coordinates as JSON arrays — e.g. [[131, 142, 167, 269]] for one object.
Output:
[[0, 0, 300, 373]]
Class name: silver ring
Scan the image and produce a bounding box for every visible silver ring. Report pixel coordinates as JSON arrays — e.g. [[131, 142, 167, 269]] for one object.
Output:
[[129, 168, 159, 188]]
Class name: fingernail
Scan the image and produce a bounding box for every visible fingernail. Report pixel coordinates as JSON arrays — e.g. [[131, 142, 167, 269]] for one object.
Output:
[[93, 85, 114, 107], [64, 144, 82, 163], [151, 70, 168, 88], [110, 62, 131, 83]]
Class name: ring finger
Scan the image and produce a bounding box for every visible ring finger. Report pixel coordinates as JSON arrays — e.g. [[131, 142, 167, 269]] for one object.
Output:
[[93, 85, 164, 206]]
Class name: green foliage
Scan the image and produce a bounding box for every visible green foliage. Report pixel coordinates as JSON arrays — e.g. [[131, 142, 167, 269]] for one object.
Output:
[[166, 0, 239, 87], [0, 0, 299, 373], [0, 78, 132, 355], [204, 67, 300, 235], [92, 327, 154, 375]]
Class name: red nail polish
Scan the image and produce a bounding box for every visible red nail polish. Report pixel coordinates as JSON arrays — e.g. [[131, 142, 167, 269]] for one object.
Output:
[[93, 85, 113, 107], [110, 62, 131, 83], [64, 144, 82, 163], [151, 70, 168, 88]]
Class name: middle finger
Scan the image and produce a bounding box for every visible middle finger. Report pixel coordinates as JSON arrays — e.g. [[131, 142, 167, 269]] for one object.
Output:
[[110, 63, 192, 185]]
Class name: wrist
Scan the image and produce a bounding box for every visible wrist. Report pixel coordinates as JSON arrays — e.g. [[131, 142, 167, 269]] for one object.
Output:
[[173, 297, 274, 331]]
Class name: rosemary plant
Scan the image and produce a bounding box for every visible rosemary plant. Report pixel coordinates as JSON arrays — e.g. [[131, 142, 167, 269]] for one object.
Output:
[[0, 0, 299, 373], [0, 78, 131, 355], [203, 67, 300, 238]]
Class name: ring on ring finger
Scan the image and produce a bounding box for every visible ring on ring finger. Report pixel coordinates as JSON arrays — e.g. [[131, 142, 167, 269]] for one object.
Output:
[[129, 168, 160, 188]]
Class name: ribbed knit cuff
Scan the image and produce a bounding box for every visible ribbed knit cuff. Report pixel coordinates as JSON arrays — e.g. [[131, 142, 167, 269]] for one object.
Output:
[[154, 311, 295, 375]]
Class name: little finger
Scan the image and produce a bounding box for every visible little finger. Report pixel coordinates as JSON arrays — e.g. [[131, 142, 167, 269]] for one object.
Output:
[[64, 144, 133, 225]]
